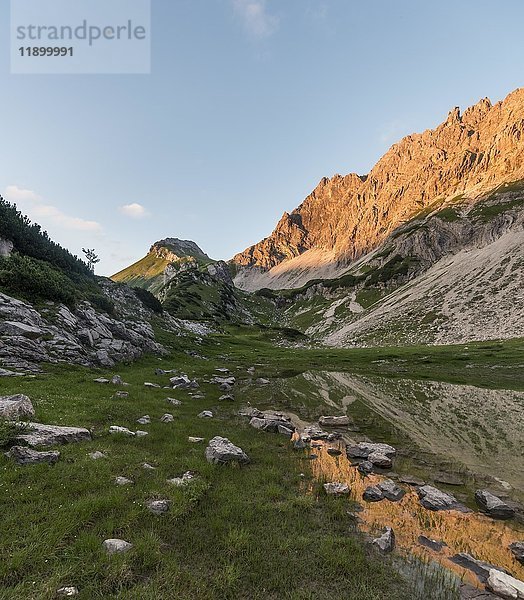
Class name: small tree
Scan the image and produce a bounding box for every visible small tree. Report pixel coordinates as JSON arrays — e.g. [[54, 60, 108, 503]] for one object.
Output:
[[82, 248, 100, 273]]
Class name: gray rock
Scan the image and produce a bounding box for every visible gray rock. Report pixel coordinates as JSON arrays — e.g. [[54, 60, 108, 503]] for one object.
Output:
[[160, 413, 174, 423], [510, 542, 524, 564], [135, 430, 148, 437], [327, 447, 342, 456], [115, 476, 133, 486], [167, 471, 196, 487], [475, 490, 515, 520], [319, 415, 350, 427], [418, 535, 446, 552], [363, 486, 384, 502], [111, 375, 123, 385], [293, 438, 307, 450], [367, 451, 393, 469], [89, 451, 107, 460], [358, 461, 374, 475], [0, 394, 35, 419], [434, 471, 465, 486], [417, 485, 468, 512], [56, 587, 79, 597], [198, 410, 213, 419], [188, 436, 204, 443], [255, 378, 270, 385], [323, 482, 350, 495], [5, 445, 60, 465], [205, 436, 250, 465], [372, 527, 395, 553], [450, 554, 506, 583], [94, 378, 110, 384], [114, 391, 129, 398], [0, 321, 42, 339], [219, 394, 235, 402], [142, 462, 156, 470], [146, 499, 170, 515], [486, 569, 524, 599], [303, 425, 329, 440], [399, 475, 425, 486], [109, 425, 135, 436], [249, 414, 295, 436], [144, 382, 161, 389], [167, 397, 182, 406], [377, 479, 406, 501], [215, 368, 230, 374], [137, 415, 151, 425], [16, 423, 91, 447], [103, 539, 133, 554], [346, 442, 396, 459]]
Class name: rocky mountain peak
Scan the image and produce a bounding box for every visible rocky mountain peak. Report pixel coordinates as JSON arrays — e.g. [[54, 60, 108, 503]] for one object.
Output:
[[232, 87, 524, 286], [150, 238, 210, 262]]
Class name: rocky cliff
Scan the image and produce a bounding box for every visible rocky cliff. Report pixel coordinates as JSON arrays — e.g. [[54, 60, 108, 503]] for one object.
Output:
[[233, 88, 524, 290]]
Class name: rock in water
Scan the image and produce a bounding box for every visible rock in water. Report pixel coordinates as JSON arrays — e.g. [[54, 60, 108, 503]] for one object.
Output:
[[510, 542, 524, 564], [323, 482, 350, 495], [417, 485, 468, 512], [15, 423, 91, 447], [0, 394, 35, 419], [372, 528, 395, 553], [102, 539, 133, 554], [486, 569, 524, 599], [475, 490, 515, 520], [5, 445, 60, 465], [205, 436, 250, 465]]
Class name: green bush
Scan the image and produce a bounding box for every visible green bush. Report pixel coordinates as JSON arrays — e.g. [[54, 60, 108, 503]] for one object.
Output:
[[0, 254, 77, 305], [134, 287, 163, 313]]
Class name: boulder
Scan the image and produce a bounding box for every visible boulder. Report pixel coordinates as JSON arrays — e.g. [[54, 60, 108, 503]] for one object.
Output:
[[367, 451, 393, 469], [16, 423, 91, 447], [486, 569, 524, 599], [372, 527, 395, 553], [5, 445, 60, 465], [56, 587, 79, 597], [346, 442, 396, 459], [475, 490, 515, 520], [363, 486, 384, 502], [418, 535, 446, 552], [102, 539, 132, 554], [319, 415, 350, 427], [198, 410, 213, 419], [249, 414, 295, 436], [510, 542, 524, 564], [136, 415, 151, 425], [89, 451, 107, 460], [205, 436, 250, 465], [167, 397, 182, 406], [160, 413, 174, 423], [377, 479, 406, 501], [417, 485, 468, 512], [323, 482, 350, 495], [0, 394, 35, 419], [358, 461, 374, 475], [303, 425, 329, 440]]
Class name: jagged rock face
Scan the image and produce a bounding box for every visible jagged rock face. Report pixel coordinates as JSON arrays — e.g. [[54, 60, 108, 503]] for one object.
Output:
[[233, 89, 524, 279], [151, 238, 209, 262]]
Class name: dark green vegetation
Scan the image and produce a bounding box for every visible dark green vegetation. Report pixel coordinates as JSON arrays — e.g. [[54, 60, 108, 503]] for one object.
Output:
[[0, 196, 109, 308]]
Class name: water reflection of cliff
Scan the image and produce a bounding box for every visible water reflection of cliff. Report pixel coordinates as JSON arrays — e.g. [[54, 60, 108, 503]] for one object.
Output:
[[310, 441, 524, 588]]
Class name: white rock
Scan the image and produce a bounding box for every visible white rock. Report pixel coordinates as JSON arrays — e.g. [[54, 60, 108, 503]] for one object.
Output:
[[0, 394, 35, 419], [103, 538, 133, 554], [89, 451, 107, 460], [56, 586, 79, 597], [109, 426, 135, 436], [188, 436, 204, 443], [198, 410, 213, 419], [115, 476, 133, 486], [135, 430, 148, 437], [205, 436, 250, 465], [167, 471, 196, 487], [323, 482, 350, 495], [486, 569, 524, 599], [160, 413, 175, 423]]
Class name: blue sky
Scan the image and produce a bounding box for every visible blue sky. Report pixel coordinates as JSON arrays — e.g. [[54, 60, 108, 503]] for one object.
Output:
[[1, 0, 523, 275]]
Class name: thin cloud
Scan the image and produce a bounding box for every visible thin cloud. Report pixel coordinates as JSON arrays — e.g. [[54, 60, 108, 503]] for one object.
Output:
[[232, 0, 279, 39], [4, 185, 101, 232], [119, 203, 149, 219]]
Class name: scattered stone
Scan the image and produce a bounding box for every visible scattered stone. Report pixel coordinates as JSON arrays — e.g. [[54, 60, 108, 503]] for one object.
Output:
[[0, 368, 26, 377], [303, 425, 329, 440], [191, 394, 205, 400], [327, 447, 342, 456], [418, 535, 446, 552], [346, 442, 396, 460], [94, 378, 110, 384], [109, 426, 135, 436], [399, 475, 425, 486], [0, 394, 35, 419], [239, 407, 264, 418], [450, 553, 506, 583], [215, 368, 230, 374], [198, 410, 213, 419], [115, 476, 133, 486], [114, 391, 129, 398], [319, 415, 350, 427], [293, 438, 307, 450], [510, 542, 524, 564], [219, 394, 235, 402], [144, 382, 161, 389], [255, 378, 270, 385], [377, 479, 405, 501], [167, 471, 196, 487], [486, 569, 524, 599], [249, 414, 296, 436], [460, 583, 500, 599], [417, 485, 469, 512], [308, 453, 318, 460], [160, 413, 174, 423], [373, 527, 395, 553], [56, 586, 79, 597], [358, 461, 374, 475], [188, 436, 204, 443], [367, 451, 393, 469], [89, 451, 107, 460], [247, 367, 255, 374], [142, 462, 156, 470], [137, 415, 151, 425], [475, 490, 515, 520], [205, 436, 250, 465], [166, 397, 182, 406], [5, 445, 60, 465], [103, 539, 132, 554], [323, 482, 350, 495], [363, 486, 384, 502], [146, 499, 170, 515], [111, 375, 123, 385], [16, 423, 91, 447], [434, 472, 465, 486], [135, 430, 148, 437]]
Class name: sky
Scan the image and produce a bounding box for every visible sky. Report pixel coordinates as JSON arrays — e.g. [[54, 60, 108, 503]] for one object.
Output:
[[1, 0, 524, 276]]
